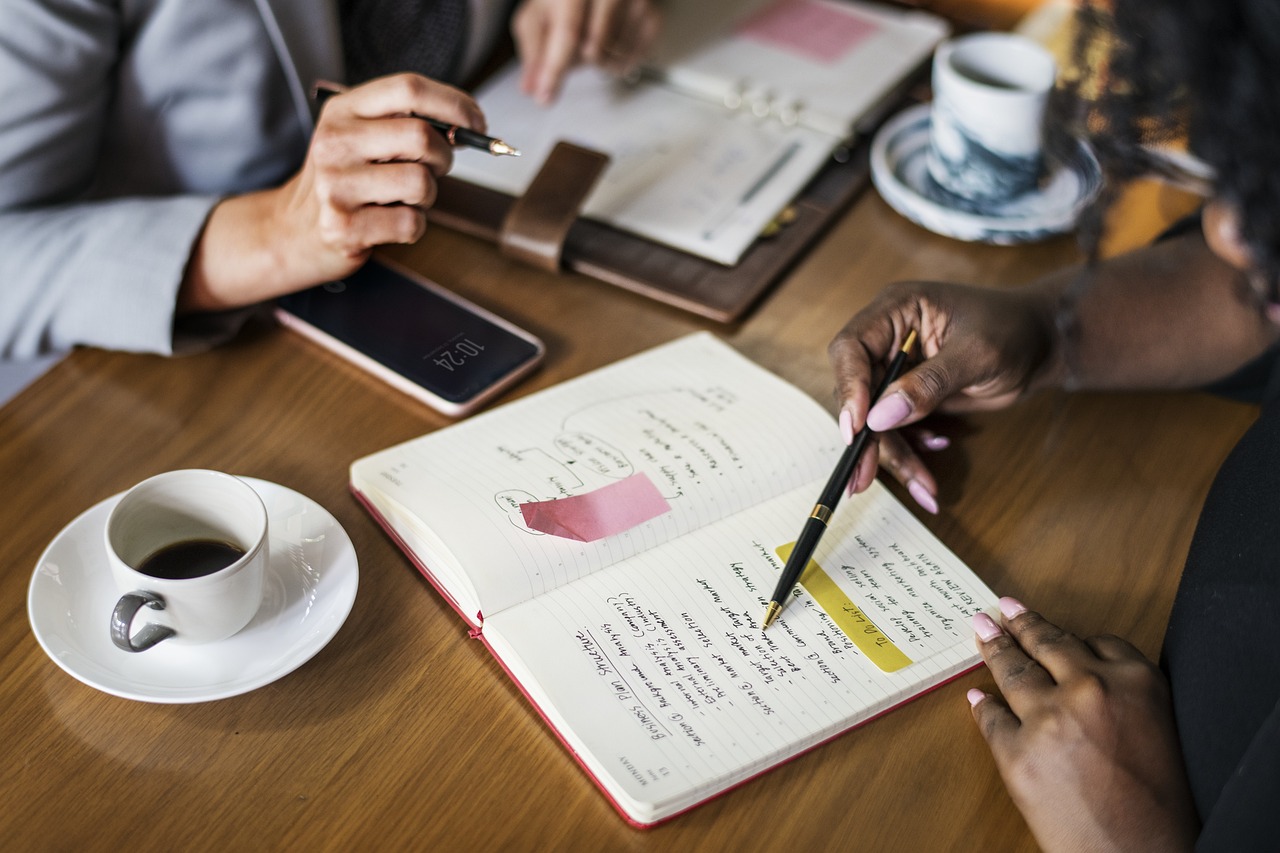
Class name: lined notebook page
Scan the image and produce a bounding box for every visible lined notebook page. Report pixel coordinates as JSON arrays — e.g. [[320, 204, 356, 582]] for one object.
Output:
[[351, 334, 841, 618], [483, 478, 997, 823]]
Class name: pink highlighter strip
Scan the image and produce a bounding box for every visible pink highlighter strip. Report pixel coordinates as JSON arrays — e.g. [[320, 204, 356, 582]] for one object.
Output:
[[520, 472, 672, 542]]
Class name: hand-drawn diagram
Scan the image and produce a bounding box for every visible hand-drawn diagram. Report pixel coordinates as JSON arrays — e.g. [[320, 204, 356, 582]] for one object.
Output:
[[492, 386, 743, 535]]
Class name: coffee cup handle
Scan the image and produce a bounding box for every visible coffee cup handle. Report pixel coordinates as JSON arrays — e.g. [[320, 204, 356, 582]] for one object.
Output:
[[111, 591, 177, 652]]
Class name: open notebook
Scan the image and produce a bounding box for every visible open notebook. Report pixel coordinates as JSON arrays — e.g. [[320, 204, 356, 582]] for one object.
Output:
[[351, 333, 996, 825], [450, 0, 948, 265]]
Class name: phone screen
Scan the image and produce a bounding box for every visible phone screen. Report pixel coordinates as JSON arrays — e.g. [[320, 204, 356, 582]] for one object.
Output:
[[276, 261, 543, 409]]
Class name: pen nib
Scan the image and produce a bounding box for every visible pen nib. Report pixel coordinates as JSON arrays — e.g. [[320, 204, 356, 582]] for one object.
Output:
[[761, 601, 782, 630], [489, 140, 521, 157]]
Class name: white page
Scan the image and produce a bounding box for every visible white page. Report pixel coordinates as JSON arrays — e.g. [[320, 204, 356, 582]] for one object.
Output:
[[351, 334, 842, 618], [650, 0, 949, 137], [483, 478, 997, 823], [451, 64, 835, 265]]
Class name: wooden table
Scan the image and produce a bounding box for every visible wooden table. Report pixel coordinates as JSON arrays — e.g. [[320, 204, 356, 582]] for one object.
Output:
[[0, 185, 1254, 851]]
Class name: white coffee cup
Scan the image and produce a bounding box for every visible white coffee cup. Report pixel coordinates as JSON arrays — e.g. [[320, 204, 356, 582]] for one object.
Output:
[[106, 470, 268, 653], [926, 32, 1058, 204]]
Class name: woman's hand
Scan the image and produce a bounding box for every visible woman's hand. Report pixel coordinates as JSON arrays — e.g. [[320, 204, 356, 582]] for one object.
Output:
[[179, 74, 484, 312], [827, 280, 1056, 509], [512, 0, 662, 104], [968, 598, 1199, 852]]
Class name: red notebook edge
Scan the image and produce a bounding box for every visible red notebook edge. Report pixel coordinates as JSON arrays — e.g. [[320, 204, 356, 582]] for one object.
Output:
[[349, 484, 484, 631], [348, 482, 985, 827]]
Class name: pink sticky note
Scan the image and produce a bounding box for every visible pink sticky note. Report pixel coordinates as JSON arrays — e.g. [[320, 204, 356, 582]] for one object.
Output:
[[737, 0, 881, 65], [520, 473, 671, 542]]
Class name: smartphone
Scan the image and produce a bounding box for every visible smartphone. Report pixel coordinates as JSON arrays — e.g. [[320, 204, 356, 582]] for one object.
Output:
[[276, 258, 545, 417]]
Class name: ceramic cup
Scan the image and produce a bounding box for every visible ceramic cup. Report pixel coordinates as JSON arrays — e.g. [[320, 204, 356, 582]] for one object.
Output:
[[926, 32, 1058, 205], [106, 470, 268, 653]]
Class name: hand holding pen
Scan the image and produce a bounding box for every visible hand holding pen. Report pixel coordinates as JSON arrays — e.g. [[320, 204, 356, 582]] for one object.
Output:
[[183, 73, 496, 314], [828, 280, 1059, 516], [763, 331, 917, 629], [314, 80, 519, 157]]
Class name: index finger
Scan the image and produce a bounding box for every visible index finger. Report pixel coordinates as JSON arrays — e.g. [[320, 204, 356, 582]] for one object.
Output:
[[998, 597, 1100, 683], [526, 4, 587, 103], [583, 0, 627, 63], [337, 74, 486, 133]]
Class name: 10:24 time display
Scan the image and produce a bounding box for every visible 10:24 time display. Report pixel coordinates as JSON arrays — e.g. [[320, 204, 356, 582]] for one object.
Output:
[[430, 337, 486, 372]]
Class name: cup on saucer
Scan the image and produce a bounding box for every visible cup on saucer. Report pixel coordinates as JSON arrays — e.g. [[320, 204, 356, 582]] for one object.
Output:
[[926, 31, 1058, 209], [106, 469, 268, 653]]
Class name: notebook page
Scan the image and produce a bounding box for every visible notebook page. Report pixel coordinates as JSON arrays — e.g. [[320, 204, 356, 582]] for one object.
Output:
[[351, 334, 842, 617], [482, 478, 997, 823], [450, 64, 835, 265]]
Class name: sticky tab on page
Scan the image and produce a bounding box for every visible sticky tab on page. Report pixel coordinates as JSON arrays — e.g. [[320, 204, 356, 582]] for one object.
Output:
[[776, 542, 913, 673], [737, 0, 881, 65], [520, 473, 672, 542]]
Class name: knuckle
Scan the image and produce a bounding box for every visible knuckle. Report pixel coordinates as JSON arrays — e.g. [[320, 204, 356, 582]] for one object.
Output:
[[392, 205, 427, 244], [309, 125, 347, 163], [1064, 670, 1109, 708], [910, 362, 953, 402]]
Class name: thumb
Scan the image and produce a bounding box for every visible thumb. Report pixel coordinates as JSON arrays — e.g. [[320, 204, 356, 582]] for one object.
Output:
[[865, 344, 983, 431]]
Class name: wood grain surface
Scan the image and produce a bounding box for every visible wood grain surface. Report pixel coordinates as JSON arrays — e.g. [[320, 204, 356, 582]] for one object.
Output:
[[0, 183, 1251, 851]]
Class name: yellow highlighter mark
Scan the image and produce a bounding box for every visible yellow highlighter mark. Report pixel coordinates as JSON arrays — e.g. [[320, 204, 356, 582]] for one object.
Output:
[[776, 543, 913, 673]]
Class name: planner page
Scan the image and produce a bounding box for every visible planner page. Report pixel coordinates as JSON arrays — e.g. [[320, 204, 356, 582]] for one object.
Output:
[[482, 478, 997, 824], [449, 64, 835, 266]]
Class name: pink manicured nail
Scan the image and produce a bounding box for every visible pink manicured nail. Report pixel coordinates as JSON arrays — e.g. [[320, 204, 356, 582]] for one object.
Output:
[[998, 597, 1027, 619], [972, 612, 1002, 641], [866, 393, 910, 432], [839, 408, 854, 445], [907, 479, 938, 514], [922, 434, 950, 451], [966, 688, 985, 707]]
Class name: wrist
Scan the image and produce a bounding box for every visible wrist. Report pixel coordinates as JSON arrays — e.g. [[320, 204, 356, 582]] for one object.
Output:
[[178, 188, 304, 314]]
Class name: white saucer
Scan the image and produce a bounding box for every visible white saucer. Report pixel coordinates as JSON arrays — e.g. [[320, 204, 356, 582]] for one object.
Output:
[[870, 103, 1103, 244], [27, 477, 358, 703]]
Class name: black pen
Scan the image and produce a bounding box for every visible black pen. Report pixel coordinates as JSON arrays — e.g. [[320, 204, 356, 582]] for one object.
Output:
[[312, 82, 520, 157], [762, 330, 918, 629]]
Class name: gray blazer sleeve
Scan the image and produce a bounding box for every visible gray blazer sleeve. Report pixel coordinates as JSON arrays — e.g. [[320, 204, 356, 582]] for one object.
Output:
[[0, 0, 311, 359]]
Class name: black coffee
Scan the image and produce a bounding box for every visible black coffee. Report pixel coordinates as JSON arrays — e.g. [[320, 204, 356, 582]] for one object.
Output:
[[136, 539, 246, 580]]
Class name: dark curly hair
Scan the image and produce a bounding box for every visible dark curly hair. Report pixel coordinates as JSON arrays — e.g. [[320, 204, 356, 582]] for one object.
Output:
[[1066, 0, 1280, 292]]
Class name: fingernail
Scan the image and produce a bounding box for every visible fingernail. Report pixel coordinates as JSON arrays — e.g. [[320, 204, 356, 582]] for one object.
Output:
[[972, 612, 1002, 641], [966, 688, 986, 707], [839, 408, 854, 445], [998, 597, 1027, 620], [922, 434, 950, 451], [907, 478, 938, 514], [866, 393, 910, 432]]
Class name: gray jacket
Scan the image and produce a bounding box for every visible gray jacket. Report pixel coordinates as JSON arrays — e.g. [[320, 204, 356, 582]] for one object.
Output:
[[0, 0, 342, 358]]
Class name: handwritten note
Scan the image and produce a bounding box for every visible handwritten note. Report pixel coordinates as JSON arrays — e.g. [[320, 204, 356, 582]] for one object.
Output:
[[777, 542, 911, 672], [484, 478, 997, 814], [351, 334, 842, 618]]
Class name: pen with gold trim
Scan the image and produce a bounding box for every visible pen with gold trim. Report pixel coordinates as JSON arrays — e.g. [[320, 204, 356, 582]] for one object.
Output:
[[762, 330, 918, 629], [312, 82, 520, 157]]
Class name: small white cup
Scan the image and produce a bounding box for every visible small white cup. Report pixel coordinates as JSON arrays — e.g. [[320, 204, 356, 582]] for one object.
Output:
[[106, 470, 268, 653], [926, 32, 1058, 204]]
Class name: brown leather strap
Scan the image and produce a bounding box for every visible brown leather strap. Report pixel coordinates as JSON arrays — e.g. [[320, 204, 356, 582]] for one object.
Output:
[[499, 142, 610, 272]]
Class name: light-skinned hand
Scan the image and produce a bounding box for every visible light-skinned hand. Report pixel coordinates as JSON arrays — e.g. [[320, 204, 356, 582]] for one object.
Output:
[[179, 73, 485, 312], [512, 0, 661, 104]]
